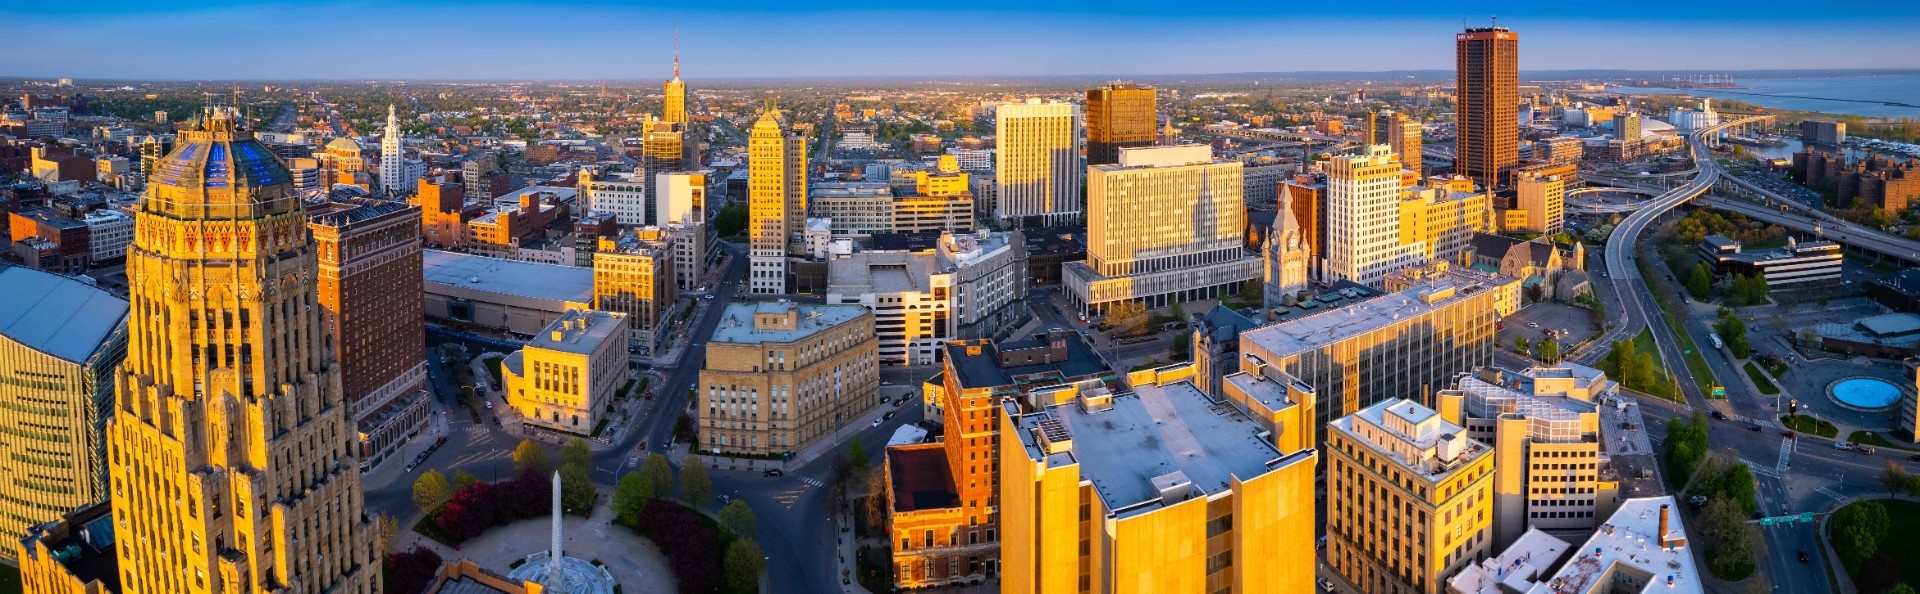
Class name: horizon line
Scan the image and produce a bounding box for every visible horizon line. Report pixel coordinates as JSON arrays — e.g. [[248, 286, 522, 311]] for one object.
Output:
[[9, 67, 1920, 84]]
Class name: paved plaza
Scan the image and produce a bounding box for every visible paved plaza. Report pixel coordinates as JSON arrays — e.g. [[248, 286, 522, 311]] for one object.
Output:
[[399, 493, 676, 594]]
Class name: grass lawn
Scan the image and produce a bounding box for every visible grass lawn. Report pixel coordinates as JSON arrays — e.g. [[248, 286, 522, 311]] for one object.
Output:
[[1763, 359, 1790, 377], [1848, 430, 1917, 452], [1831, 499, 1920, 585], [482, 355, 503, 385], [1598, 329, 1681, 402], [1743, 362, 1780, 395], [1780, 415, 1840, 438], [1636, 258, 1720, 395]]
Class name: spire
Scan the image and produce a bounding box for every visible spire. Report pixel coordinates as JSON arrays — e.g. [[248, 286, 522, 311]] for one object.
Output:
[[672, 24, 681, 81]]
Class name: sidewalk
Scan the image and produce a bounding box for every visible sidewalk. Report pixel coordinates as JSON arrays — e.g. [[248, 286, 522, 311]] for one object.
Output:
[[834, 507, 875, 594]]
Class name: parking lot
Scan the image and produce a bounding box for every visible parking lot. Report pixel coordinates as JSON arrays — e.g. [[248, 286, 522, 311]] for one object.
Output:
[[1498, 302, 1601, 354]]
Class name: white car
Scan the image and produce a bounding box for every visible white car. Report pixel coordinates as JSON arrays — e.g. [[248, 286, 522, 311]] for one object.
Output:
[[870, 418, 883, 428], [1318, 577, 1337, 592]]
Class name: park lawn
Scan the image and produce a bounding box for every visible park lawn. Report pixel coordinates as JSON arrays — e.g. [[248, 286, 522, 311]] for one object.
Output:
[[1780, 415, 1840, 438], [1598, 329, 1679, 402], [1832, 499, 1920, 586], [1636, 258, 1719, 395], [1743, 362, 1780, 395], [1848, 430, 1917, 452]]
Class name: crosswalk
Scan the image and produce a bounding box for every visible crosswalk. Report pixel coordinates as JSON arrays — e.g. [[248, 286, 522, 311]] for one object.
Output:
[[771, 485, 809, 508], [1748, 464, 1780, 479], [1817, 486, 1845, 501], [797, 476, 825, 487], [1776, 437, 1794, 474]]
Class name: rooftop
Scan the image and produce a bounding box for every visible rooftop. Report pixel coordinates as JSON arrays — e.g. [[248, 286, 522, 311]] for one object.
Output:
[[709, 301, 869, 345], [1330, 398, 1490, 479], [20, 502, 119, 591], [422, 250, 594, 305], [0, 266, 128, 363], [945, 331, 1110, 391], [827, 251, 933, 296], [1535, 497, 1698, 594], [887, 445, 959, 513], [1816, 313, 1920, 348], [528, 309, 625, 356], [1009, 377, 1305, 519], [1242, 279, 1485, 358], [1446, 527, 1571, 594]]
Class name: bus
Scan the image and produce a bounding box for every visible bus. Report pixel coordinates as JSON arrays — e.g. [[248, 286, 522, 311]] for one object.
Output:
[[1708, 333, 1724, 350]]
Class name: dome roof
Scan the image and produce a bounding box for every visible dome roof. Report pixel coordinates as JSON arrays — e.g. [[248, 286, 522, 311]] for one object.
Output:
[[141, 108, 301, 220]]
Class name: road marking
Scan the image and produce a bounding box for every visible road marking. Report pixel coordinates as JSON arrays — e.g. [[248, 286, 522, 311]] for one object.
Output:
[[1748, 464, 1779, 479], [797, 476, 825, 487], [771, 486, 810, 508], [1776, 437, 1794, 473], [1816, 486, 1844, 501]]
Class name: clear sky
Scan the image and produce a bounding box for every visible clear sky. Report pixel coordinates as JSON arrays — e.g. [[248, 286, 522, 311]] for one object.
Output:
[[6, 0, 1918, 80]]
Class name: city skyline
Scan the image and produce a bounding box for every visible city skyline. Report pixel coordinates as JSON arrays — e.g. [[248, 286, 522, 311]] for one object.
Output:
[[5, 1, 1920, 79]]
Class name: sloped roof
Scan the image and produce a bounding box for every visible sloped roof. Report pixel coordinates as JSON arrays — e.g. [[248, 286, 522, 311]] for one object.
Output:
[[0, 266, 128, 363]]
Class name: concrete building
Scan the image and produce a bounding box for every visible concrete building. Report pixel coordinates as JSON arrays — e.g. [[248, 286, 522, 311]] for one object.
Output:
[[422, 249, 595, 336], [1085, 83, 1157, 167], [1697, 235, 1843, 289], [1438, 367, 1622, 549], [698, 302, 878, 456], [750, 107, 809, 294], [14, 503, 119, 594], [664, 50, 688, 124], [1515, 172, 1565, 234], [1370, 110, 1425, 178], [1533, 136, 1586, 167], [81, 209, 133, 262], [1399, 184, 1492, 263], [1448, 497, 1700, 594], [827, 231, 1029, 365], [1800, 118, 1846, 146], [502, 309, 629, 435], [655, 171, 711, 290], [380, 104, 407, 195], [469, 188, 568, 260], [578, 169, 651, 226], [593, 227, 677, 354], [995, 99, 1082, 224], [0, 267, 126, 545], [106, 108, 379, 593], [1066, 145, 1260, 312], [1326, 145, 1428, 287], [308, 196, 432, 469], [1327, 399, 1495, 594], [1457, 27, 1521, 188], [999, 364, 1320, 594], [1668, 99, 1721, 134], [321, 136, 367, 189]]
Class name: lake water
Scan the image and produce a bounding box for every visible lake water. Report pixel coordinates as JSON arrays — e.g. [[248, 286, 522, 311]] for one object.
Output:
[[1617, 74, 1920, 119]]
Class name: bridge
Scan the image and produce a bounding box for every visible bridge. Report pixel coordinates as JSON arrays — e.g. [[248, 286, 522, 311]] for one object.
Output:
[[1566, 186, 1661, 214]]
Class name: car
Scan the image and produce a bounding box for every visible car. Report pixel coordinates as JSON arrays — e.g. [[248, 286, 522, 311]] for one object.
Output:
[[1711, 410, 1727, 420], [883, 411, 897, 421], [484, 400, 493, 409], [1799, 551, 1810, 563], [893, 396, 908, 407], [1750, 425, 1764, 433], [1527, 322, 1540, 328], [763, 469, 785, 477], [1318, 577, 1337, 592], [871, 418, 883, 428], [1783, 431, 1797, 439], [881, 380, 892, 386], [1835, 441, 1853, 450], [718, 493, 732, 505]]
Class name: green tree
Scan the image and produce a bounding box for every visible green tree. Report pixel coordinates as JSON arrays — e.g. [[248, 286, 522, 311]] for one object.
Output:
[[714, 203, 750, 236], [1686, 262, 1714, 300], [560, 437, 593, 469], [1699, 498, 1758, 580], [848, 436, 869, 475], [612, 472, 655, 526], [719, 499, 757, 539], [1832, 500, 1891, 571], [559, 463, 596, 515], [1239, 282, 1264, 306], [640, 453, 675, 497], [1589, 300, 1608, 326], [1514, 334, 1531, 355], [680, 460, 713, 506], [453, 470, 481, 491], [1537, 339, 1560, 364], [1171, 330, 1193, 361], [412, 470, 453, 514], [1715, 310, 1752, 358], [723, 538, 768, 594], [1715, 461, 1759, 515], [1883, 461, 1910, 499], [512, 440, 550, 475], [1887, 583, 1917, 594]]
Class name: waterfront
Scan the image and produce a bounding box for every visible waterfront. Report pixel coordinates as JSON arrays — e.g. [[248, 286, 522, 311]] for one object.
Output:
[[1618, 73, 1920, 119]]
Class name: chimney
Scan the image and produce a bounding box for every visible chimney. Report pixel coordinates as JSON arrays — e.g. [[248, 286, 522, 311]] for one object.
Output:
[[1658, 504, 1671, 545]]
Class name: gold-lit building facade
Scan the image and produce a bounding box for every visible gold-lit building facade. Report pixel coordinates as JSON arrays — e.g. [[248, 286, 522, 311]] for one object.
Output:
[[697, 302, 877, 456], [108, 108, 379, 593], [592, 228, 676, 353], [1437, 367, 1622, 549], [748, 108, 808, 295], [1327, 399, 1495, 594], [1456, 27, 1520, 188], [1085, 83, 1157, 167], [502, 309, 628, 435]]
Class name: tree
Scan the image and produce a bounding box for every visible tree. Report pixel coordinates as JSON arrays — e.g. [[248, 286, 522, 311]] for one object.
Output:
[[1715, 310, 1752, 358], [559, 462, 596, 515], [1687, 262, 1714, 300], [1832, 500, 1891, 571], [512, 440, 550, 475], [1883, 461, 1910, 499], [613, 471, 655, 526], [1170, 330, 1193, 361], [714, 202, 749, 236], [724, 537, 768, 594], [412, 470, 453, 514], [1698, 498, 1758, 580], [863, 467, 890, 536], [384, 546, 445, 594], [1537, 339, 1560, 364], [1887, 583, 1917, 594], [560, 437, 593, 470], [718, 499, 757, 539], [1588, 300, 1608, 326], [680, 460, 713, 506], [1514, 334, 1531, 355], [1105, 300, 1147, 336], [640, 453, 675, 498], [453, 470, 481, 491], [848, 436, 870, 475], [1907, 473, 1920, 498], [1239, 282, 1264, 305], [1714, 461, 1758, 515]]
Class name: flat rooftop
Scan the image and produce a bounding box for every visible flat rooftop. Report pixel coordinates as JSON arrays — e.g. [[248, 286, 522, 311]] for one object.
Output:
[[422, 250, 594, 305], [945, 332, 1109, 390], [1223, 368, 1310, 413], [1011, 380, 1297, 519], [1243, 279, 1485, 358], [1330, 398, 1491, 480], [1538, 497, 1698, 594], [528, 309, 625, 355], [708, 301, 868, 345], [828, 251, 933, 296], [1447, 527, 1570, 594], [887, 445, 958, 513], [0, 266, 128, 363]]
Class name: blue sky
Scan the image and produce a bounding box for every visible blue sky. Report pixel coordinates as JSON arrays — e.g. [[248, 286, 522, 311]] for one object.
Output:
[[5, 1, 1918, 79]]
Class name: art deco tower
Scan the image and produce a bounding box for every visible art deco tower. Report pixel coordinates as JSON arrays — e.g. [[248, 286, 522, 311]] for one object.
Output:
[[747, 105, 806, 295], [380, 104, 403, 195], [663, 30, 688, 124], [108, 107, 379, 593]]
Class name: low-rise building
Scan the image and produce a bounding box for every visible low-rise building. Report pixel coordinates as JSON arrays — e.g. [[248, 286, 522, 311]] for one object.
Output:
[[1808, 312, 1920, 359], [502, 309, 630, 435], [698, 302, 878, 457], [80, 209, 133, 262], [1327, 399, 1495, 594], [469, 188, 569, 259], [1438, 367, 1622, 549], [9, 208, 91, 273], [421, 250, 594, 336], [1448, 497, 1699, 594], [1698, 234, 1842, 290], [15, 503, 118, 594], [826, 231, 1028, 365]]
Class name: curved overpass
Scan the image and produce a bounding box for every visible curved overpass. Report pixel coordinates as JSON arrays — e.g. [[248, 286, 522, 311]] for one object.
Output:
[[1566, 186, 1661, 214]]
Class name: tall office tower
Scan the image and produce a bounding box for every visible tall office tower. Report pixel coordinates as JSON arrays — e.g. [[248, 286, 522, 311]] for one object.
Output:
[[1325, 145, 1426, 286], [640, 117, 696, 208], [138, 135, 173, 181], [994, 98, 1082, 224], [1084, 83, 1156, 166], [380, 104, 404, 195], [1613, 111, 1643, 147], [1264, 188, 1312, 309], [1437, 366, 1622, 549], [109, 107, 379, 593], [999, 367, 1320, 593], [656, 171, 709, 290], [664, 33, 688, 124], [1456, 26, 1520, 188], [748, 106, 807, 294], [1516, 172, 1565, 234], [1327, 399, 1495, 594], [1067, 145, 1259, 312], [308, 196, 431, 466], [0, 267, 127, 544], [1367, 110, 1425, 178]]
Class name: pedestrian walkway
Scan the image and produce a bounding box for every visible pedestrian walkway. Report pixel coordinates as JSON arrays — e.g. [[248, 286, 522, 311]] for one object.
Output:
[[834, 508, 875, 594]]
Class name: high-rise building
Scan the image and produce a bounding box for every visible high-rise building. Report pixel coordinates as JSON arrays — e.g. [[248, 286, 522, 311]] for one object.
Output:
[[1613, 111, 1643, 147], [999, 365, 1319, 593], [1398, 185, 1491, 263], [749, 106, 808, 294], [1437, 366, 1623, 549], [502, 309, 630, 434], [593, 227, 677, 354], [656, 171, 710, 290], [1368, 110, 1424, 178], [664, 35, 688, 124], [462, 151, 511, 205], [416, 172, 483, 248], [1326, 145, 1427, 286], [307, 196, 432, 468], [994, 99, 1081, 224], [108, 107, 379, 593], [641, 117, 696, 193], [1084, 83, 1157, 166], [1327, 399, 1495, 594], [0, 267, 126, 544], [1066, 145, 1260, 313], [697, 302, 877, 456], [1456, 26, 1520, 188], [1516, 172, 1566, 234], [380, 104, 404, 195]]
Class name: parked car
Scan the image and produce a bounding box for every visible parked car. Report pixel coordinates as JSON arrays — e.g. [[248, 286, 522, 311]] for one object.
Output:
[[1318, 577, 1337, 592], [1711, 410, 1727, 420], [883, 411, 896, 421], [763, 469, 785, 477], [1749, 426, 1764, 433], [870, 418, 882, 428]]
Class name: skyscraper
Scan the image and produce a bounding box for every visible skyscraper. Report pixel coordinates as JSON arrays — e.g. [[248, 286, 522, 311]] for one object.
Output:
[[380, 104, 403, 195], [994, 98, 1081, 224], [749, 105, 807, 295], [1368, 110, 1425, 178], [1456, 26, 1520, 188], [1084, 83, 1156, 166], [308, 195, 432, 467], [1325, 145, 1425, 286], [664, 30, 688, 125], [109, 107, 379, 592]]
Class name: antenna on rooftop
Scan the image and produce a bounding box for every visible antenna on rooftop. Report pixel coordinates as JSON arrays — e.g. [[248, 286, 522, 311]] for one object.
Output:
[[673, 23, 681, 80], [1490, 15, 1498, 28]]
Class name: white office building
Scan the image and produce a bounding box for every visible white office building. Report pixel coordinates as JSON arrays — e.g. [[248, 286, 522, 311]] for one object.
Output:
[[1325, 145, 1426, 287], [994, 99, 1081, 224], [83, 209, 135, 262], [580, 169, 651, 226], [826, 231, 1028, 364]]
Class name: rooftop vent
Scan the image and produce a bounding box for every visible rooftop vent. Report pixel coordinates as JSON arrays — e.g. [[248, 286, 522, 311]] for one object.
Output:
[[1151, 470, 1193, 505]]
